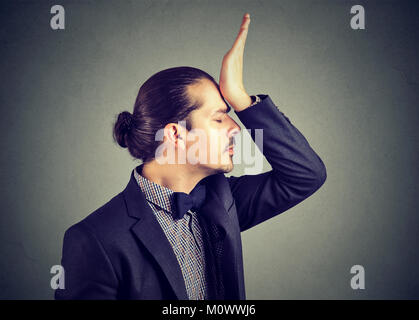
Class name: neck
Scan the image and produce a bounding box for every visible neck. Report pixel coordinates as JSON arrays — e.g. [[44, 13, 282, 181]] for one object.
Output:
[[140, 160, 213, 194]]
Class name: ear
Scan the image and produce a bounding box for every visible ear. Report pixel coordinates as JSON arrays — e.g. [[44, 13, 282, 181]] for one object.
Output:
[[164, 122, 187, 150]]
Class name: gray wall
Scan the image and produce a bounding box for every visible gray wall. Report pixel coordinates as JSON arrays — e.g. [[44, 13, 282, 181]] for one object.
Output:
[[0, 0, 418, 299]]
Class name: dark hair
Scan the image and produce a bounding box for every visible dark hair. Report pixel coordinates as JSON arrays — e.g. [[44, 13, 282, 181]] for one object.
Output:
[[113, 66, 219, 163]]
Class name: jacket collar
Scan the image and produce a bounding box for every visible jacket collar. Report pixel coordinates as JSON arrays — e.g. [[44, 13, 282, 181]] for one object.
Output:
[[133, 165, 176, 215]]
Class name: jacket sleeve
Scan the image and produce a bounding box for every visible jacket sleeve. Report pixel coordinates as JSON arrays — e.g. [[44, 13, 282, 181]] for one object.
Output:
[[54, 221, 119, 299], [227, 94, 327, 232]]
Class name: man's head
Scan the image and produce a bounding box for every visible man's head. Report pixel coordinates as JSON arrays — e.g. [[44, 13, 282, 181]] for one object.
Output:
[[113, 66, 241, 175]]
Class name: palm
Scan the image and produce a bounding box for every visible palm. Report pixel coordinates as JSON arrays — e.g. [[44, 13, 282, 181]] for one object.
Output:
[[219, 13, 251, 106]]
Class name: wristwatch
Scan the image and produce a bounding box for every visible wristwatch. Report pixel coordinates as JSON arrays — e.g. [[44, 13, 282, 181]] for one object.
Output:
[[249, 95, 261, 107]]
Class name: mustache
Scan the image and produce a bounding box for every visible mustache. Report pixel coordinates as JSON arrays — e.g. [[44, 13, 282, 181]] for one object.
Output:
[[225, 137, 236, 150]]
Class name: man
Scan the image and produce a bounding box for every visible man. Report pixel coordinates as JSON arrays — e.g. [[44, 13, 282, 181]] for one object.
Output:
[[55, 13, 326, 300]]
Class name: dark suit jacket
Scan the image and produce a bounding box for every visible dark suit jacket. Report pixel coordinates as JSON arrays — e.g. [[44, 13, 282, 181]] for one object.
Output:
[[55, 94, 327, 300]]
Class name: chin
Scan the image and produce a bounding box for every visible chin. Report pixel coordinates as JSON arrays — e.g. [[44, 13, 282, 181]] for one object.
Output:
[[217, 160, 234, 174], [200, 154, 234, 174]]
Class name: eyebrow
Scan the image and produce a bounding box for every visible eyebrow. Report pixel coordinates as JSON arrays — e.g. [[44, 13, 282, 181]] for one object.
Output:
[[212, 104, 231, 116]]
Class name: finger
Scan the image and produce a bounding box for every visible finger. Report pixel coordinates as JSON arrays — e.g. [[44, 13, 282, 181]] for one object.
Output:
[[231, 13, 251, 52], [233, 13, 250, 49]]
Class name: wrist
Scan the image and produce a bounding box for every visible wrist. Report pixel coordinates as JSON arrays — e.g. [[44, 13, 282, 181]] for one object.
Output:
[[230, 93, 252, 112]]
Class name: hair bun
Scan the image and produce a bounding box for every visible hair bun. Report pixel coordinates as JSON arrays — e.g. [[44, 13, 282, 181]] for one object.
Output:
[[113, 111, 134, 148], [120, 111, 133, 132]]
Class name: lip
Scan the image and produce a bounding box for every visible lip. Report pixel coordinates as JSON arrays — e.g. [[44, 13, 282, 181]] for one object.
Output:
[[227, 147, 234, 155]]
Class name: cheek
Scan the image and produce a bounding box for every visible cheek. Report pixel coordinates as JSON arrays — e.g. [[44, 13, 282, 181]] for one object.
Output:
[[186, 126, 213, 152], [207, 128, 228, 152]]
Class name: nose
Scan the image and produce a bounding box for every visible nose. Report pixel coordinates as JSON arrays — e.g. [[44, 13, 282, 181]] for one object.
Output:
[[227, 117, 241, 138]]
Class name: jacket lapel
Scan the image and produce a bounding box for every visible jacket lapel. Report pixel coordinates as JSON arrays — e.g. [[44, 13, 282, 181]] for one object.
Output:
[[198, 174, 243, 299], [122, 168, 188, 300]]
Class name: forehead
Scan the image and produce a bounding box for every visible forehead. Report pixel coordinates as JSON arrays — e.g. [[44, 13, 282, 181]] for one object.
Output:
[[188, 79, 229, 114]]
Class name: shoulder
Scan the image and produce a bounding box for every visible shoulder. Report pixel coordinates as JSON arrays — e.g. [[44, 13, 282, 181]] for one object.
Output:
[[63, 191, 132, 245]]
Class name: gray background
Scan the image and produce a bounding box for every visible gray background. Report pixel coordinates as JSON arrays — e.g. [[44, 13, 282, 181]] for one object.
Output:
[[1, 0, 418, 299]]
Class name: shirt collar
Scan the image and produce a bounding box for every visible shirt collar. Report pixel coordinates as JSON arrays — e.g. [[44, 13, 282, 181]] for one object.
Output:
[[133, 166, 176, 215]]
